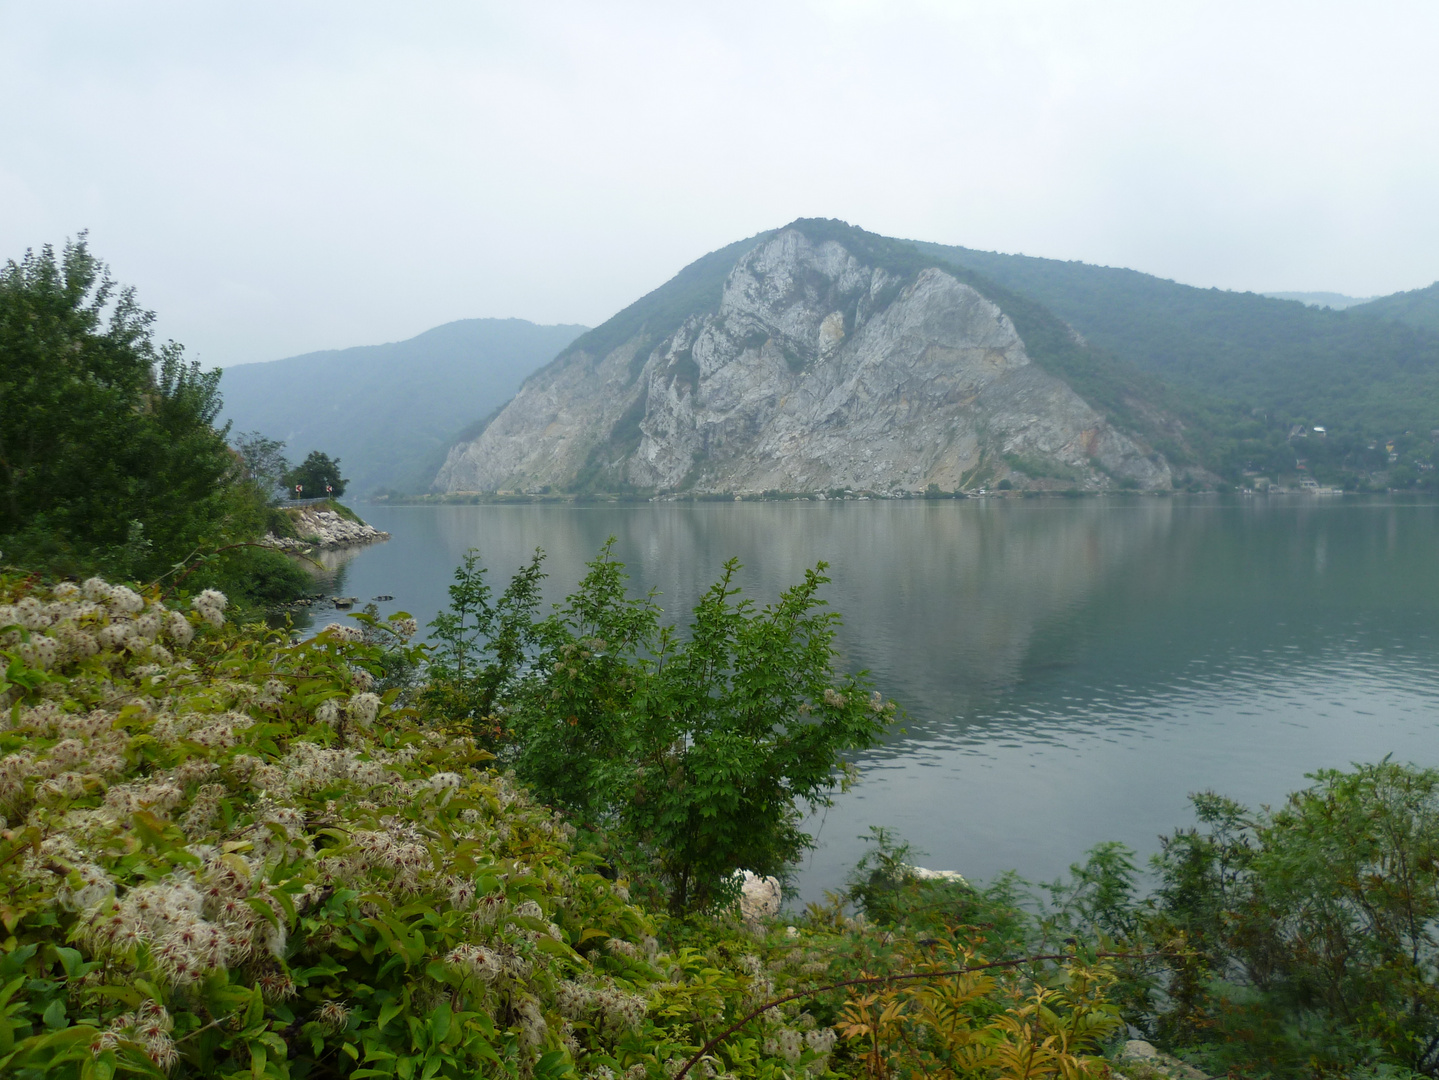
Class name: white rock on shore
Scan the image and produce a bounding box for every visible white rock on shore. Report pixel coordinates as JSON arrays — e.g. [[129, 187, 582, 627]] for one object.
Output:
[[735, 870, 782, 922], [263, 509, 390, 551]]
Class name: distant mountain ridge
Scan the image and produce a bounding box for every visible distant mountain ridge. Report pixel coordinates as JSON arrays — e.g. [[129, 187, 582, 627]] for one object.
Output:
[[220, 318, 586, 497]]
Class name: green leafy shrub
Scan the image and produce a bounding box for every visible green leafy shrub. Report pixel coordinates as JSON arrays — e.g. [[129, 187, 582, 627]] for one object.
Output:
[[1151, 763, 1439, 1077], [439, 543, 895, 915]]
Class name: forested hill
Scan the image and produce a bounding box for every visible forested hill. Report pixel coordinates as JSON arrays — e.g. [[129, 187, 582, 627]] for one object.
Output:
[[220, 317, 585, 497], [1352, 280, 1439, 334], [910, 240, 1439, 439]]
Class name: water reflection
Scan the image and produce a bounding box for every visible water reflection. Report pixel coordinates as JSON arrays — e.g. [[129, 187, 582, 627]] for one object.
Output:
[[335, 498, 1439, 898]]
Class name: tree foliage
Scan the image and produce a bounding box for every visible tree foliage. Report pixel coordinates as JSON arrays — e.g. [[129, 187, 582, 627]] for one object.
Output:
[[426, 543, 893, 914], [0, 236, 245, 573], [283, 451, 347, 498], [422, 548, 547, 748], [1150, 761, 1439, 1076], [233, 431, 290, 504]]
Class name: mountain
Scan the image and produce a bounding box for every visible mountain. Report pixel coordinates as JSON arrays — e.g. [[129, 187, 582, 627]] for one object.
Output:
[[909, 241, 1439, 439], [435, 221, 1175, 496], [1262, 291, 1375, 309], [220, 318, 586, 497], [1351, 281, 1439, 334]]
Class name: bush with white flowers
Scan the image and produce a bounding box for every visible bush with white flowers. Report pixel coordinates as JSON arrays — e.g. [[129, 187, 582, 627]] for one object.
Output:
[[1, 576, 834, 1080]]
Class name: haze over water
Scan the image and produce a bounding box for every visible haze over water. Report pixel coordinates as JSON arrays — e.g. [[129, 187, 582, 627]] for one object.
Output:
[[322, 498, 1439, 901]]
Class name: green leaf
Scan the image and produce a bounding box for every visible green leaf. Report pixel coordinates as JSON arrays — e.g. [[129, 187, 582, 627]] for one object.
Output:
[[535, 936, 580, 960], [41, 998, 67, 1030], [430, 1001, 452, 1044], [54, 947, 86, 979]]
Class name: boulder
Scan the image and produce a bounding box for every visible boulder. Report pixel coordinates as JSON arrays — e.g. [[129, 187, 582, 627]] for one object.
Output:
[[735, 870, 781, 922]]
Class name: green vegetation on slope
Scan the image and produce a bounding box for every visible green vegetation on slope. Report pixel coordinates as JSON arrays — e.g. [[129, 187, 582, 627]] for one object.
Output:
[[551, 233, 776, 376], [1353, 279, 1439, 334], [913, 240, 1439, 443]]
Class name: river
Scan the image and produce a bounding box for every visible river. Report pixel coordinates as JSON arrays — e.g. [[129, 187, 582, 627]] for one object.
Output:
[[305, 496, 1439, 901]]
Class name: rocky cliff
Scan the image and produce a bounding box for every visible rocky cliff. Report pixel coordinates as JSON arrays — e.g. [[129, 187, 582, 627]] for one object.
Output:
[[434, 223, 1172, 495]]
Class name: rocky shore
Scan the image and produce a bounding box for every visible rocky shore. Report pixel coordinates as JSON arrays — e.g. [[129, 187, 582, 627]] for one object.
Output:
[[262, 506, 390, 550]]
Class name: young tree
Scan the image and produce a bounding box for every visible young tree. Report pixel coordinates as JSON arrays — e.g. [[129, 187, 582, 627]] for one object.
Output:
[[422, 547, 547, 748], [233, 431, 290, 504], [630, 560, 895, 913], [491, 542, 895, 914]]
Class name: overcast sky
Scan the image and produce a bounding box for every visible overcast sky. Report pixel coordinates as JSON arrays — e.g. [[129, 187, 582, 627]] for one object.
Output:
[[4, 1, 1438, 368]]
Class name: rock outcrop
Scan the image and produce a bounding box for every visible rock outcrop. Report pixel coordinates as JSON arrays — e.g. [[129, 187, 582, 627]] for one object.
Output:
[[735, 870, 782, 923], [262, 508, 389, 551], [435, 224, 1172, 495], [1112, 1040, 1213, 1080]]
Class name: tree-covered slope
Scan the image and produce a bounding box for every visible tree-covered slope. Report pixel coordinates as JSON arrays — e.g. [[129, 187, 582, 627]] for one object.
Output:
[[221, 318, 586, 497], [1262, 291, 1375, 310], [912, 241, 1439, 438], [1351, 280, 1439, 334]]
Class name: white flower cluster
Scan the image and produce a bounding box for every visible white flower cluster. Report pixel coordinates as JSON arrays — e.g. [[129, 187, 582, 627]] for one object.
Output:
[[555, 978, 648, 1035], [762, 1024, 836, 1069], [0, 705, 128, 820], [316, 823, 437, 897], [80, 850, 286, 988], [192, 589, 228, 628], [0, 581, 196, 680], [93, 1000, 177, 1069], [444, 942, 505, 981], [322, 623, 363, 643], [314, 691, 383, 731]]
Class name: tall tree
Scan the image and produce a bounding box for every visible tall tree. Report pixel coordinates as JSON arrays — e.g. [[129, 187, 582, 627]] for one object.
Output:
[[233, 431, 290, 504], [0, 235, 241, 572]]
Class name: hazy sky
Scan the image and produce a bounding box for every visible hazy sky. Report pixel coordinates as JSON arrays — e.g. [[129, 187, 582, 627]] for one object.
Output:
[[4, 1, 1438, 367]]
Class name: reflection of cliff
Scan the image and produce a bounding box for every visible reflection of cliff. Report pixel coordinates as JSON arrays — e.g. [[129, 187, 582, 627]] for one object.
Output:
[[422, 500, 1176, 729]]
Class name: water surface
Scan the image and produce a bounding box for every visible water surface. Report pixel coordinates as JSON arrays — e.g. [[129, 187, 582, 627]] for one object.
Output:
[[316, 498, 1439, 900]]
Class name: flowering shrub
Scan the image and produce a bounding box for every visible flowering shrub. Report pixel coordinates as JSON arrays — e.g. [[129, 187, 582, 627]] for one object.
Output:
[[0, 574, 1130, 1080], [0, 576, 840, 1080]]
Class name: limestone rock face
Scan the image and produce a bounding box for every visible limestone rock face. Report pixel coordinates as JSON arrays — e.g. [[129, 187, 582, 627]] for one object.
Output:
[[434, 230, 1171, 494]]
